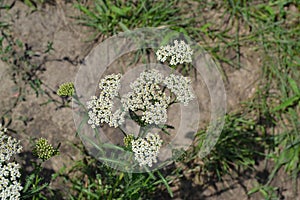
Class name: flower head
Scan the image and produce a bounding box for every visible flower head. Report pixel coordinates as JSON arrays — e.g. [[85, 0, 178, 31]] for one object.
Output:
[[0, 126, 22, 163], [0, 125, 23, 200], [121, 69, 170, 125], [57, 82, 75, 97], [163, 74, 195, 105], [156, 40, 193, 65], [98, 73, 122, 98], [0, 162, 23, 200], [33, 138, 59, 161], [131, 132, 163, 167], [123, 134, 134, 148], [87, 74, 126, 128]]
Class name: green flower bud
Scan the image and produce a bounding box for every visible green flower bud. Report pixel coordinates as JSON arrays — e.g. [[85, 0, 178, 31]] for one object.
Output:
[[123, 134, 134, 148], [33, 138, 59, 161], [57, 82, 75, 97]]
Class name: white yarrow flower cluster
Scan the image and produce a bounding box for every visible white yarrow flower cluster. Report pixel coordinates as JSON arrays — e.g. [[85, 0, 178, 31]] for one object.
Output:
[[87, 74, 125, 128], [86, 69, 195, 129], [164, 74, 195, 105], [156, 40, 193, 65], [121, 70, 170, 125], [0, 125, 23, 200], [0, 130, 22, 163], [131, 133, 162, 167]]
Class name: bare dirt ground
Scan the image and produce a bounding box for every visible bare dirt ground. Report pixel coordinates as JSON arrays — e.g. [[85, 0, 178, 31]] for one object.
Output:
[[0, 1, 298, 199]]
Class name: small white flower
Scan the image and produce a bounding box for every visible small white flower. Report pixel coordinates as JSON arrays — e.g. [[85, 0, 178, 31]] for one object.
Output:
[[156, 40, 193, 65], [131, 132, 162, 167]]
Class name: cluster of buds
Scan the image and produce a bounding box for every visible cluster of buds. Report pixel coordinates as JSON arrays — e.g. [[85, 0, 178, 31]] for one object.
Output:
[[57, 82, 75, 97], [32, 138, 59, 162]]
